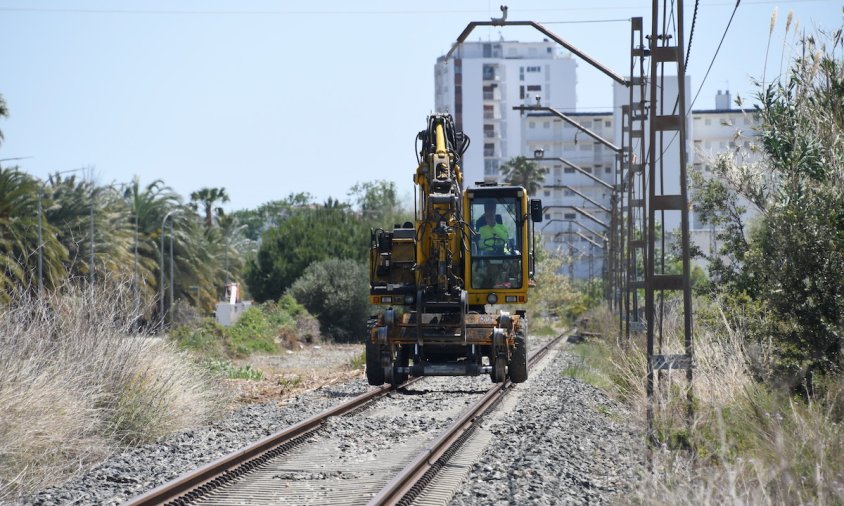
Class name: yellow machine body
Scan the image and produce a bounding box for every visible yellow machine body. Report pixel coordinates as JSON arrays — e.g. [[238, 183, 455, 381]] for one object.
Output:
[[366, 114, 542, 386]]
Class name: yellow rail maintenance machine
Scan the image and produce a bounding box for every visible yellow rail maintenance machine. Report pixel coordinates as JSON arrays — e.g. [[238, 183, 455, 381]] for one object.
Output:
[[367, 113, 543, 386]]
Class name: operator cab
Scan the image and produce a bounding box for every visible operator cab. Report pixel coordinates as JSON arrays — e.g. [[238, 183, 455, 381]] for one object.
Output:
[[464, 186, 543, 307], [470, 196, 523, 289]]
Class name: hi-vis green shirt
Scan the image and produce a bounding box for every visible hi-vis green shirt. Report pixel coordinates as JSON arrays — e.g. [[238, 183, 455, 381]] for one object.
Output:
[[478, 224, 509, 253]]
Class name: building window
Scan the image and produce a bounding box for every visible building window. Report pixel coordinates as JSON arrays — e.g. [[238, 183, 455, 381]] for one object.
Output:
[[605, 167, 612, 174], [564, 189, 574, 196], [484, 159, 500, 175], [483, 105, 494, 119], [520, 85, 525, 99], [544, 190, 551, 197], [484, 124, 495, 138], [520, 67, 524, 81], [527, 66, 541, 72], [543, 121, 550, 129], [529, 121, 536, 129], [564, 213, 576, 220], [544, 213, 552, 220], [483, 43, 492, 58], [484, 143, 495, 157], [527, 85, 542, 92], [564, 167, 574, 174], [605, 120, 611, 127], [705, 118, 712, 126], [482, 64, 496, 81]]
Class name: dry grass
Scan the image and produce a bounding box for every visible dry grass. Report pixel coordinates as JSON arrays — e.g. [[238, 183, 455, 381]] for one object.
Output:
[[0, 280, 228, 501], [581, 297, 844, 504]]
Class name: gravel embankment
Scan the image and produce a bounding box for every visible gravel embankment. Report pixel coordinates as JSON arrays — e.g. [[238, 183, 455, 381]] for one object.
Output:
[[450, 346, 644, 505], [20, 379, 373, 506], [20, 341, 643, 505]]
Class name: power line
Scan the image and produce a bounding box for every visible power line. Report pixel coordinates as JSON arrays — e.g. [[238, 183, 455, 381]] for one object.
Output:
[[685, 0, 701, 69], [688, 0, 742, 112]]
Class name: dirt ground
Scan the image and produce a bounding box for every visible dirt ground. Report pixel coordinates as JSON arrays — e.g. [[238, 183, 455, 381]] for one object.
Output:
[[225, 343, 366, 404]]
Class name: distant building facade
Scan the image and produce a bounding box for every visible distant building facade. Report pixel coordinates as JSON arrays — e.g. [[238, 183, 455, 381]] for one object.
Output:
[[434, 40, 577, 186], [523, 87, 761, 279], [434, 42, 761, 280]]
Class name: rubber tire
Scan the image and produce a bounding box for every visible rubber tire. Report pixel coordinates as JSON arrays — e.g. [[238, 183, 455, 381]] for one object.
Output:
[[391, 346, 410, 386], [509, 326, 528, 383], [365, 340, 385, 386]]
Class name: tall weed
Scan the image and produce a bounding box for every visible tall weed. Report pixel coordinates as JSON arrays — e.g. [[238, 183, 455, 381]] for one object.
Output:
[[581, 297, 844, 504], [0, 281, 227, 501]]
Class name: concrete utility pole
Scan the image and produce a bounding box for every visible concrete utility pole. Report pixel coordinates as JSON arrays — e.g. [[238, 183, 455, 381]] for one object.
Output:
[[159, 210, 175, 329]]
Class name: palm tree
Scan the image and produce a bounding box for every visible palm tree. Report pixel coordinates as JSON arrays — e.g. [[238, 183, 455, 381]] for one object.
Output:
[[0, 93, 8, 145], [499, 156, 547, 196], [45, 174, 135, 284], [0, 168, 67, 299], [190, 187, 229, 228]]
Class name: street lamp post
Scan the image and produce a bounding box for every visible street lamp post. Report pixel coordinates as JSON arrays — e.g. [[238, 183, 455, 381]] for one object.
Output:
[[37, 188, 43, 296], [169, 223, 174, 321], [159, 210, 176, 329]]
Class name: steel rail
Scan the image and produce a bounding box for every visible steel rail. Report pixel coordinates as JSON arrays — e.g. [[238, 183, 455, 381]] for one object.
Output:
[[125, 377, 424, 506], [367, 331, 568, 505]]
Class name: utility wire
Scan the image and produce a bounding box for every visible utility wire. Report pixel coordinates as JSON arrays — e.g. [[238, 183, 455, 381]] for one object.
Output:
[[653, 0, 742, 165], [685, 0, 701, 69], [688, 0, 742, 112]]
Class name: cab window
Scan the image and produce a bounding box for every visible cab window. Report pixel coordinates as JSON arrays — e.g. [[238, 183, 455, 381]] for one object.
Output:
[[470, 198, 523, 289]]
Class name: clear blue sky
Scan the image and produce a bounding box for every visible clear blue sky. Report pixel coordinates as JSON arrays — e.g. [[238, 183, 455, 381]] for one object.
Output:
[[0, 0, 840, 211]]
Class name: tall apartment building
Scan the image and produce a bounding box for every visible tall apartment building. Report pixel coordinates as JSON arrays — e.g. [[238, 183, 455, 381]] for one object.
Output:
[[434, 40, 577, 185], [434, 43, 760, 280], [524, 86, 761, 279]]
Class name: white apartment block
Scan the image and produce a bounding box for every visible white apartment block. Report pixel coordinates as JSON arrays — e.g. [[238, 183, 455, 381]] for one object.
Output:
[[434, 40, 577, 186], [434, 42, 761, 280], [524, 87, 761, 280]]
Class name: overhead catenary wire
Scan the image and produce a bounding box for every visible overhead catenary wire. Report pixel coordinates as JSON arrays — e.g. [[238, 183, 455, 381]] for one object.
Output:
[[685, 0, 701, 69], [652, 0, 742, 166]]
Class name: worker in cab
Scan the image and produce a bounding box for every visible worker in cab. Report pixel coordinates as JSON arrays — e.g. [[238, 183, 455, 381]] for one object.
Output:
[[478, 201, 510, 254]]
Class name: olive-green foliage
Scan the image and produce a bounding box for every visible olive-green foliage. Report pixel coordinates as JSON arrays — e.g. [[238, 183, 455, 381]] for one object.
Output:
[[230, 192, 315, 242], [348, 180, 411, 230], [171, 319, 229, 359], [288, 258, 369, 342], [691, 27, 844, 388], [245, 207, 370, 302], [171, 298, 319, 359], [201, 359, 264, 380], [0, 168, 67, 299], [528, 249, 587, 323], [222, 307, 279, 356]]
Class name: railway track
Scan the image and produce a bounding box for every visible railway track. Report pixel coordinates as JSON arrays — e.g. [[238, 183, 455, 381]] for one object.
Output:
[[125, 332, 567, 506]]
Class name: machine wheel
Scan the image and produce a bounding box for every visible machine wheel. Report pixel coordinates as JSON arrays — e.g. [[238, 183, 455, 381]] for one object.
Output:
[[509, 325, 528, 383], [391, 346, 410, 386], [365, 340, 385, 386]]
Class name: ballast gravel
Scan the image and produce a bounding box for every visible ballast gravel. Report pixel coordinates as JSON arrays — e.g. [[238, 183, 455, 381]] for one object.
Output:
[[450, 346, 644, 505], [20, 341, 644, 505], [20, 379, 373, 506]]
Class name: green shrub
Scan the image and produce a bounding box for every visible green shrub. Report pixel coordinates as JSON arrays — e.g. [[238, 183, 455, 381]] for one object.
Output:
[[244, 207, 370, 301], [288, 258, 369, 342], [226, 307, 278, 356], [202, 359, 264, 380], [170, 318, 228, 359]]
